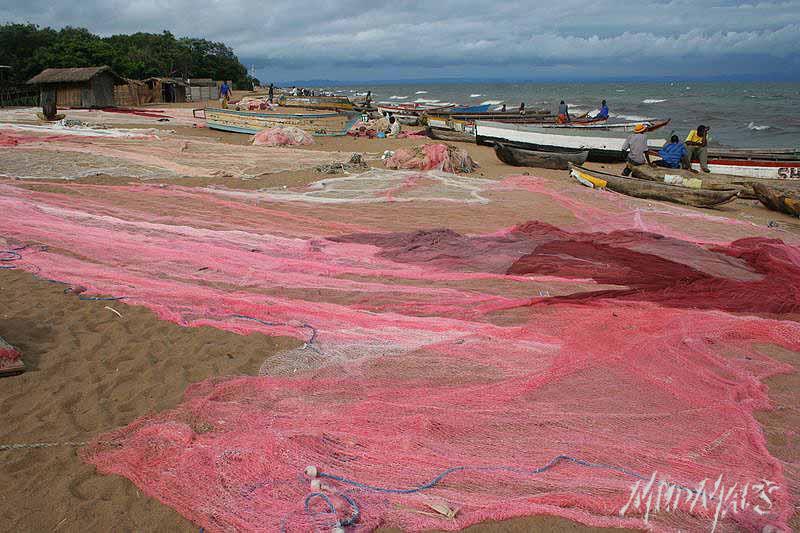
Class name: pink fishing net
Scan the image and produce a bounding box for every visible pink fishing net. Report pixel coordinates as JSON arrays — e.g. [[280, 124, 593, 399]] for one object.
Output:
[[385, 143, 478, 173], [253, 126, 315, 147], [1, 171, 798, 531], [0, 336, 22, 374]]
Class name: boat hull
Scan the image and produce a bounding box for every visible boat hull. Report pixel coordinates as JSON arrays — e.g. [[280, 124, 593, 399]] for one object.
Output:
[[753, 183, 800, 217], [279, 96, 355, 111], [570, 164, 739, 208], [477, 120, 665, 163], [427, 127, 474, 143], [495, 142, 588, 170], [205, 107, 357, 136]]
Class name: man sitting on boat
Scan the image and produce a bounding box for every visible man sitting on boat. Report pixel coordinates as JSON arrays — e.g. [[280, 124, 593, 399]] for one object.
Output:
[[682, 125, 711, 173], [655, 135, 687, 168], [557, 100, 571, 123], [594, 100, 609, 119], [621, 124, 652, 175]]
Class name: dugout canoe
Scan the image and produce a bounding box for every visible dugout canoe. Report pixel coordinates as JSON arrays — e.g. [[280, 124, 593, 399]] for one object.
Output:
[[495, 142, 588, 170], [631, 163, 800, 199], [204, 107, 358, 136], [427, 127, 475, 143], [477, 120, 666, 163], [753, 183, 800, 217], [569, 164, 739, 208]]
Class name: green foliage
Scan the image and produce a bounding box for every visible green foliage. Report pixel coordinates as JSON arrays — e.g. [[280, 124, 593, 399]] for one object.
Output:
[[0, 23, 257, 87]]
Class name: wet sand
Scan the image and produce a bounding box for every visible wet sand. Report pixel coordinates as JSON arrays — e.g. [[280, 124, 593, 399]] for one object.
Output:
[[1, 105, 798, 532]]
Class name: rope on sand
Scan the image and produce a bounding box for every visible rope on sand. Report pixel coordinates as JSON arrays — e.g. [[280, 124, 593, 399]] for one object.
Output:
[[0, 441, 89, 451]]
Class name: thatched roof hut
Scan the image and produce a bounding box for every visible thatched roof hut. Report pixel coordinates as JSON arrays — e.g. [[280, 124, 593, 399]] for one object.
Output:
[[28, 66, 126, 108]]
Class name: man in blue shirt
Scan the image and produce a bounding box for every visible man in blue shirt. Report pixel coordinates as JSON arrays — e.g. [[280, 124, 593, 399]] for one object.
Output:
[[655, 135, 687, 168], [595, 99, 609, 119], [219, 81, 232, 106]]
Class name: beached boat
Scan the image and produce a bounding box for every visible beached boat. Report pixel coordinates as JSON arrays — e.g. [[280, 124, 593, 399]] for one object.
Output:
[[753, 183, 800, 217], [278, 95, 355, 111], [495, 142, 588, 170], [629, 164, 800, 199], [693, 148, 800, 180], [570, 164, 739, 208], [204, 107, 358, 136], [427, 127, 474, 143], [477, 120, 666, 163]]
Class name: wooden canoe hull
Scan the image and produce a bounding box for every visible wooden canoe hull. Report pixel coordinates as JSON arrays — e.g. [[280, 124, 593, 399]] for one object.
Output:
[[279, 96, 355, 111], [427, 127, 474, 143], [753, 183, 800, 217], [205, 107, 358, 136], [631, 164, 800, 200], [570, 164, 739, 208], [495, 142, 588, 170]]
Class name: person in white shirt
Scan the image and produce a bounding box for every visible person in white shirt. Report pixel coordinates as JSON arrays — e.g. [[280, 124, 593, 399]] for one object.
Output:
[[386, 115, 401, 137]]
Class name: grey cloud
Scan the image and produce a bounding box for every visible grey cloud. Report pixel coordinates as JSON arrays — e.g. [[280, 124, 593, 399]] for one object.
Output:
[[1, 0, 798, 80]]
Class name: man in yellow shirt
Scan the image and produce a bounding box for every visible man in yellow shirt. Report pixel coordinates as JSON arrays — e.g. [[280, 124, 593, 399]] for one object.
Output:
[[682, 125, 710, 173]]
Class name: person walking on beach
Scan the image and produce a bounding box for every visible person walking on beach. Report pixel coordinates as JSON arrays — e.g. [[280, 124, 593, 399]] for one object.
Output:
[[621, 124, 652, 175], [268, 83, 274, 103], [219, 80, 232, 107], [682, 125, 711, 173], [595, 99, 609, 119], [557, 100, 570, 123], [655, 135, 687, 168]]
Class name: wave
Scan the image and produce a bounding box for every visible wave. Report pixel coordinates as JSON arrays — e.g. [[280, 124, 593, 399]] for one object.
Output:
[[415, 91, 428, 94], [470, 94, 482, 98], [389, 95, 408, 99], [643, 99, 667, 104], [611, 113, 653, 122], [481, 100, 503, 105], [414, 98, 440, 104], [747, 122, 771, 131], [616, 89, 626, 92]]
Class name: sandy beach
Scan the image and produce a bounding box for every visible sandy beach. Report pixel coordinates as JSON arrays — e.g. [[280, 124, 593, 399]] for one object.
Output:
[[1, 102, 798, 532]]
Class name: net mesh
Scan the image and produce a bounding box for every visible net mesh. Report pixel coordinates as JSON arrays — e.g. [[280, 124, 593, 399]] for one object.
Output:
[[1, 169, 798, 532]]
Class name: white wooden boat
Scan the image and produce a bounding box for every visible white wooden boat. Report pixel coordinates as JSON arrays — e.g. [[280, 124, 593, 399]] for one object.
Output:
[[476, 120, 666, 163], [204, 107, 358, 136], [692, 149, 800, 180]]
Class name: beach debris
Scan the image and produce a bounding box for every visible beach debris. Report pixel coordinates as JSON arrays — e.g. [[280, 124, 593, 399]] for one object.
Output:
[[253, 126, 314, 147], [384, 142, 478, 173], [314, 153, 369, 174], [104, 306, 123, 318], [0, 336, 24, 377]]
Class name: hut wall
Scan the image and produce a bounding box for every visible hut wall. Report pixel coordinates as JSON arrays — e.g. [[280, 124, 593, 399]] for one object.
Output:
[[90, 73, 116, 107], [54, 84, 83, 107], [174, 85, 187, 103]]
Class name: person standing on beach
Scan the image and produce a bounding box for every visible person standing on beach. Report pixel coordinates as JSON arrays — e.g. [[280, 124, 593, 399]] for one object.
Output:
[[219, 80, 232, 107], [501, 104, 506, 112], [557, 100, 570, 123], [682, 125, 711, 173], [621, 123, 652, 175], [519, 102, 526, 115], [268, 83, 274, 103]]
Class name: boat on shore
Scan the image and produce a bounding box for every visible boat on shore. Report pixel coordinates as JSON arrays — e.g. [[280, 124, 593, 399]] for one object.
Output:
[[278, 95, 355, 111], [495, 142, 588, 170], [477, 120, 666, 163], [753, 183, 800, 217], [203, 107, 358, 136], [630, 164, 799, 199], [697, 149, 800, 180], [376, 102, 459, 125], [427, 127, 474, 143], [570, 164, 739, 208]]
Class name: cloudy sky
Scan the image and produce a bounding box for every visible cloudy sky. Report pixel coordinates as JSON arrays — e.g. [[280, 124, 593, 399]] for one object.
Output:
[[3, 0, 800, 82]]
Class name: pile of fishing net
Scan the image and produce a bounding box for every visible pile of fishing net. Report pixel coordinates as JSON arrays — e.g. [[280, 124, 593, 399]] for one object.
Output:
[[0, 336, 23, 376], [253, 126, 314, 147], [384, 142, 478, 173], [347, 116, 389, 138], [3, 171, 799, 531], [235, 96, 277, 111]]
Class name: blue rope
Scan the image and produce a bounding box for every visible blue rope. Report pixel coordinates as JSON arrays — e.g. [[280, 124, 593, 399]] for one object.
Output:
[[304, 491, 360, 529], [0, 250, 21, 262], [231, 314, 318, 347], [318, 454, 649, 495]]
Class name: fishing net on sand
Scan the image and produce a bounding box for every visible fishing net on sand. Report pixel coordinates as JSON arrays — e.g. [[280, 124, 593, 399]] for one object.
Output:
[[1, 170, 799, 531], [253, 126, 314, 147], [0, 130, 349, 179], [385, 143, 478, 173]]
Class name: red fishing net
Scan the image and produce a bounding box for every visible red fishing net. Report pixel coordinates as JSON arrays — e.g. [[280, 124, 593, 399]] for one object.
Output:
[[1, 171, 797, 531], [253, 126, 314, 147], [385, 143, 478, 173]]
